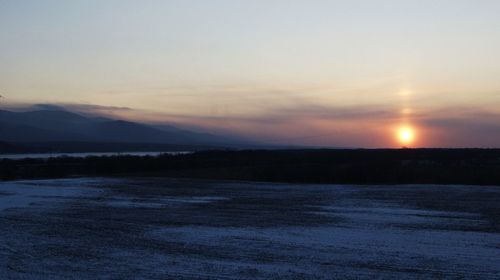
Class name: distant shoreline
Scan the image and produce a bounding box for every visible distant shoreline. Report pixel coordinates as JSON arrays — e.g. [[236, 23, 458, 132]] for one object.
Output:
[[0, 151, 192, 160]]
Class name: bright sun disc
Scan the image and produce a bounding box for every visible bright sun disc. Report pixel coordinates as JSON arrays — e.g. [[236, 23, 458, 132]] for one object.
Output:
[[397, 126, 415, 145]]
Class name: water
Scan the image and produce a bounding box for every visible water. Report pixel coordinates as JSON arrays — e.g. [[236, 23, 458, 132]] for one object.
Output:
[[0, 151, 192, 160]]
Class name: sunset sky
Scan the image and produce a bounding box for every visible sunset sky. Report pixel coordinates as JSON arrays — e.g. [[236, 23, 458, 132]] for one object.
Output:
[[1, 0, 500, 147]]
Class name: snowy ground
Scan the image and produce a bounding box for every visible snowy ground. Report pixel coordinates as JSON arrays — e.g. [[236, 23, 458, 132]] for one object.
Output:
[[0, 178, 499, 279]]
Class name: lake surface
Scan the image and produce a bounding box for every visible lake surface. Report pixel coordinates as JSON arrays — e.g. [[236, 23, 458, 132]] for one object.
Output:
[[0, 178, 499, 279], [0, 151, 192, 160]]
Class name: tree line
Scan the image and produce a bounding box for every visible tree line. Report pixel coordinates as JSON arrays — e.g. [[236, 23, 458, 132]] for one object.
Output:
[[1, 149, 500, 185]]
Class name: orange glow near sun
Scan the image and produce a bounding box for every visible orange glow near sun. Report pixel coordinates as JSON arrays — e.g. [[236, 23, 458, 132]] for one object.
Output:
[[397, 125, 415, 146]]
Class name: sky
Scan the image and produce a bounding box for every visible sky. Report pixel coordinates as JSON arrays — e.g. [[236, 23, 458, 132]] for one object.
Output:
[[1, 0, 500, 147]]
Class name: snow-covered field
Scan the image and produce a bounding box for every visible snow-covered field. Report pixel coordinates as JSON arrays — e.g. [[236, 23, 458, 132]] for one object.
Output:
[[0, 178, 499, 279]]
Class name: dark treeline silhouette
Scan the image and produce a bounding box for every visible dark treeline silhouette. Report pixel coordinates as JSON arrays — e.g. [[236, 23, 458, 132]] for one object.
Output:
[[1, 149, 500, 185]]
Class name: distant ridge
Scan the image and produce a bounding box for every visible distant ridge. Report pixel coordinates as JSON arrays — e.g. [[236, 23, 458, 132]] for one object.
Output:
[[0, 141, 27, 153], [0, 109, 250, 148]]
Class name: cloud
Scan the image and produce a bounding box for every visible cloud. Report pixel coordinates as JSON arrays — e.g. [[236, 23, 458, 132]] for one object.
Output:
[[7, 103, 132, 119], [5, 100, 500, 147], [32, 104, 68, 111], [146, 102, 401, 124], [420, 114, 500, 147], [45, 103, 131, 112]]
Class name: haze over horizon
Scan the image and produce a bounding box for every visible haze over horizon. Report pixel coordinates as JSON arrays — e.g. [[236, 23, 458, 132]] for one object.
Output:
[[1, 0, 500, 148]]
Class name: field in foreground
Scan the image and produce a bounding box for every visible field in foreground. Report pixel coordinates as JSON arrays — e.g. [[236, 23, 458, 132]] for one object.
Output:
[[0, 178, 499, 279]]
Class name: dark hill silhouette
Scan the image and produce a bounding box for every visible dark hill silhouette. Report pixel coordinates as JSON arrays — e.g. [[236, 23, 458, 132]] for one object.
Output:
[[0, 141, 27, 153], [0, 122, 90, 142], [0, 109, 250, 147], [82, 120, 184, 143]]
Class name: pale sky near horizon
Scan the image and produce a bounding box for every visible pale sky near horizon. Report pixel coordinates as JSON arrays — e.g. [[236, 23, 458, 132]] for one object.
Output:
[[1, 0, 500, 147]]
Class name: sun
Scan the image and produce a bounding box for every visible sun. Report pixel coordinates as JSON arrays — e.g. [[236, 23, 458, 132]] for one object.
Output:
[[397, 126, 415, 146]]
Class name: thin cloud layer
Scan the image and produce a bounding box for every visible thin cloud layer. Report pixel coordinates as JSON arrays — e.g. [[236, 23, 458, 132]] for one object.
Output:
[[4, 101, 500, 148]]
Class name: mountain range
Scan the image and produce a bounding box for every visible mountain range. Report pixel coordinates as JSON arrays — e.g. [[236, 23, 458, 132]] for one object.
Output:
[[0, 109, 250, 153]]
